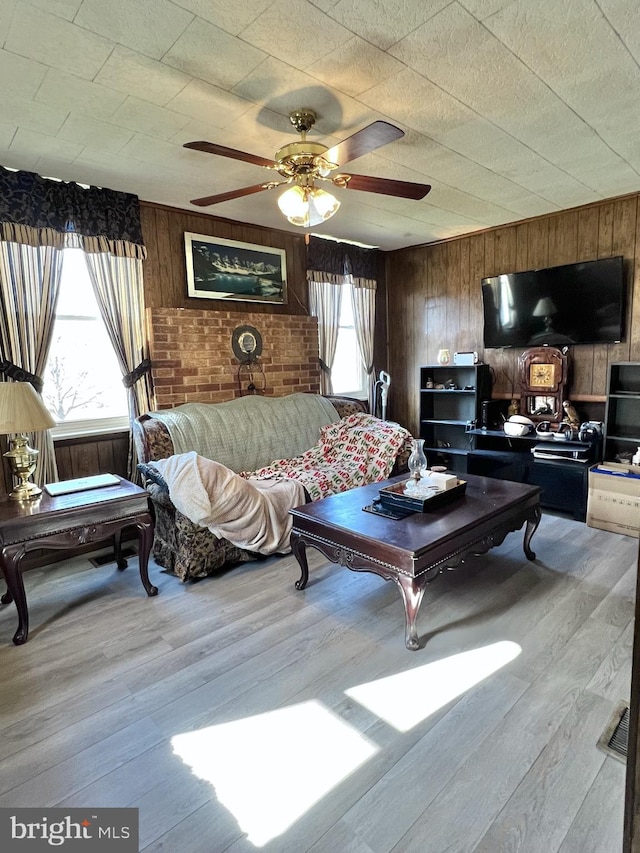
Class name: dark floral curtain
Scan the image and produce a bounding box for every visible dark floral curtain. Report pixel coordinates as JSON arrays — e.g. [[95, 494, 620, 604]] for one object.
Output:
[[306, 235, 377, 284], [0, 167, 146, 259]]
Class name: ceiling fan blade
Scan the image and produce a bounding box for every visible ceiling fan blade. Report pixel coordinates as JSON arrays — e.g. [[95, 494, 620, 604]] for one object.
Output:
[[324, 121, 405, 167], [190, 183, 275, 207], [342, 173, 431, 200], [184, 141, 276, 169]]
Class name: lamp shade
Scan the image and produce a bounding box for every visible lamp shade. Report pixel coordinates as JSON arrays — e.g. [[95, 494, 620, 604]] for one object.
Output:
[[278, 184, 340, 228], [0, 381, 56, 434], [532, 297, 557, 317]]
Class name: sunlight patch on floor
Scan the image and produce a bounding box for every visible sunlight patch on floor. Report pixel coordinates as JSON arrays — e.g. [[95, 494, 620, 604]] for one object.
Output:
[[345, 640, 522, 732], [171, 699, 379, 847]]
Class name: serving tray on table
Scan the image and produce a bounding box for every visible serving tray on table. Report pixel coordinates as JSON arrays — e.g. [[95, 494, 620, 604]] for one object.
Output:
[[377, 478, 467, 513]]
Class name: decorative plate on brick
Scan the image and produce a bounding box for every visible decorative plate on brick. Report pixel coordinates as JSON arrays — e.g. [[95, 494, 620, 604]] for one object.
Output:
[[232, 325, 262, 362]]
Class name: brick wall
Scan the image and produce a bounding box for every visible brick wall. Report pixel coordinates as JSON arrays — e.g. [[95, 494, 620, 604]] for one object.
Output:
[[147, 307, 321, 409]]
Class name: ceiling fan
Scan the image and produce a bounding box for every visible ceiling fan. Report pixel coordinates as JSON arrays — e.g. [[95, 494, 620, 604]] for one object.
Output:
[[183, 109, 432, 227]]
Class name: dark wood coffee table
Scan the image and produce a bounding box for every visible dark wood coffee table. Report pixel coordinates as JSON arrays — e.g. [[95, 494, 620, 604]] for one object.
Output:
[[290, 473, 541, 650]]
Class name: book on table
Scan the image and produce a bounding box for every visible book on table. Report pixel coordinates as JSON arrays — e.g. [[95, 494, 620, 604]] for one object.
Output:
[[44, 474, 121, 497]]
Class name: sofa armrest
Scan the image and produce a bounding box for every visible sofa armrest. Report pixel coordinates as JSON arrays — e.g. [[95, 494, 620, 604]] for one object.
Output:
[[324, 395, 368, 419]]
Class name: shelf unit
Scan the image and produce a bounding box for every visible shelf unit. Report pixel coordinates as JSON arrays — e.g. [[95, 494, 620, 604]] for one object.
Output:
[[603, 362, 640, 463], [419, 364, 491, 473], [466, 428, 600, 520]]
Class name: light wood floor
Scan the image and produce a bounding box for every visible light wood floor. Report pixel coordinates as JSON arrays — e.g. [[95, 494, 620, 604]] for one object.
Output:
[[0, 511, 637, 852]]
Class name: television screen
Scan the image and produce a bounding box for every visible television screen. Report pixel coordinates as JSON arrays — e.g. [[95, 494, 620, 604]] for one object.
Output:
[[482, 256, 625, 348]]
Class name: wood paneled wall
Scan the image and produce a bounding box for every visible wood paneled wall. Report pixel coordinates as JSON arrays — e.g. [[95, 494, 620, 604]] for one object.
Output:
[[140, 202, 309, 315], [386, 193, 640, 435]]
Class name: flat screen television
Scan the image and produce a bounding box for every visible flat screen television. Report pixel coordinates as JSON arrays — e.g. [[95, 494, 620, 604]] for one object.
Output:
[[481, 256, 625, 348]]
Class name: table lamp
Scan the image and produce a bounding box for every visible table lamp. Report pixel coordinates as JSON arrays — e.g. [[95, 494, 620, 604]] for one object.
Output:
[[532, 296, 558, 333], [0, 381, 56, 501]]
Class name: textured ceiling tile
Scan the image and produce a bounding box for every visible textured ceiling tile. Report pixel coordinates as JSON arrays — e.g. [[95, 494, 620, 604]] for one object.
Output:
[[0, 48, 47, 98], [0, 91, 67, 136], [28, 0, 82, 20], [57, 113, 134, 153], [0, 148, 39, 172], [361, 67, 592, 205], [110, 97, 191, 141], [218, 105, 300, 152], [389, 1, 623, 183], [485, 0, 640, 148], [384, 130, 560, 216], [0, 120, 16, 150], [240, 0, 352, 68], [162, 17, 267, 89], [5, 4, 113, 78], [72, 149, 145, 179], [10, 127, 83, 163], [119, 132, 201, 171], [95, 47, 191, 107], [0, 0, 18, 46], [307, 36, 404, 97], [171, 0, 274, 36], [599, 0, 640, 60], [75, 0, 194, 60], [329, 0, 450, 49], [166, 79, 253, 128], [457, 0, 514, 19], [231, 56, 373, 137], [35, 70, 127, 121], [308, 0, 342, 12]]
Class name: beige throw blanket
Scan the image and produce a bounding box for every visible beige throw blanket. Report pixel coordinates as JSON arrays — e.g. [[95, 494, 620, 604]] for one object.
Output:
[[151, 451, 306, 555]]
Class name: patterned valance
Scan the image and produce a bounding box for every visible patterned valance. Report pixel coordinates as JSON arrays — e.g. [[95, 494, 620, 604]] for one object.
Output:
[[306, 235, 378, 286], [0, 167, 146, 260]]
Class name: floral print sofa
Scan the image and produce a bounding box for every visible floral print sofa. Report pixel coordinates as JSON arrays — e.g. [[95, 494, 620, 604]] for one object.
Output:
[[133, 393, 411, 581]]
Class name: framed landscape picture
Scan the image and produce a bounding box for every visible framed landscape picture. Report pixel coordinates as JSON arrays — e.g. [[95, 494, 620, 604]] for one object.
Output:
[[184, 232, 287, 304]]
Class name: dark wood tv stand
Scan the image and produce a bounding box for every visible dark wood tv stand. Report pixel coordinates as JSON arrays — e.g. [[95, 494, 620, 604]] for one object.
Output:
[[466, 429, 601, 521]]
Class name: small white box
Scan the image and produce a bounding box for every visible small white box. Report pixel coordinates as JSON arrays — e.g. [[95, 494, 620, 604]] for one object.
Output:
[[453, 351, 478, 366]]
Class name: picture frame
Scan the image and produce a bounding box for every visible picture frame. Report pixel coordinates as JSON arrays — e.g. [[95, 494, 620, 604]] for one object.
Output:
[[184, 232, 287, 304]]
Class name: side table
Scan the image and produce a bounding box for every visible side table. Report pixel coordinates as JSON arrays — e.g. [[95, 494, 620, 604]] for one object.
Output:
[[0, 478, 157, 645]]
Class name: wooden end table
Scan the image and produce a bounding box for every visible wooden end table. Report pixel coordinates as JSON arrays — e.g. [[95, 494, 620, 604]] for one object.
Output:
[[290, 473, 541, 650], [0, 478, 157, 645]]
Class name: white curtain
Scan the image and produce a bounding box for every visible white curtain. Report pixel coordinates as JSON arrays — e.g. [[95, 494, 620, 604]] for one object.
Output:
[[308, 277, 343, 395], [0, 242, 63, 485], [84, 251, 153, 481], [351, 278, 377, 409]]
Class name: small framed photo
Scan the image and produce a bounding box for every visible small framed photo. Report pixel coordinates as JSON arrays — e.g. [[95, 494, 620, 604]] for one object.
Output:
[[184, 232, 287, 304]]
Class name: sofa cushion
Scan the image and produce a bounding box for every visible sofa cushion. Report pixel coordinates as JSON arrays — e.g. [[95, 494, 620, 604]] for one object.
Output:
[[146, 393, 339, 473]]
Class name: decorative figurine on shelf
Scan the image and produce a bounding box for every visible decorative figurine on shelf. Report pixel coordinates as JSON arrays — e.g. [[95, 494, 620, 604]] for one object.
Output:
[[562, 400, 580, 429], [508, 398, 520, 417], [437, 349, 451, 365]]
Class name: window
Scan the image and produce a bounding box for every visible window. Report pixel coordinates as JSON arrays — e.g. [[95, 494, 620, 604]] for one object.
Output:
[[43, 249, 129, 438], [331, 283, 368, 398]]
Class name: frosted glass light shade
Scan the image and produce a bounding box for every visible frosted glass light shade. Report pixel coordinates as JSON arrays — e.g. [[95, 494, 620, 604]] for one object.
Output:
[[278, 185, 340, 227]]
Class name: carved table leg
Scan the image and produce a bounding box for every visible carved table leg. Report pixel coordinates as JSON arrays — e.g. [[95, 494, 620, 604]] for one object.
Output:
[[291, 531, 309, 590], [395, 573, 429, 651], [523, 506, 541, 561], [114, 528, 127, 570], [1, 544, 29, 645], [1, 587, 12, 605], [136, 513, 158, 596]]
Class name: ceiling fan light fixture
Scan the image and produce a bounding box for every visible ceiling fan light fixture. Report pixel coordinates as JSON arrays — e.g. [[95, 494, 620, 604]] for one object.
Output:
[[277, 184, 340, 228]]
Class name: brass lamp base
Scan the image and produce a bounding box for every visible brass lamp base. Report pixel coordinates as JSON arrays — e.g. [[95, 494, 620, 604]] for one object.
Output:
[[4, 434, 42, 501]]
